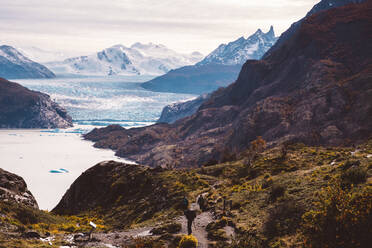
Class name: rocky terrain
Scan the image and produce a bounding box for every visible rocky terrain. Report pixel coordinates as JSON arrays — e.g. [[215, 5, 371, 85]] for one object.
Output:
[[141, 27, 277, 94], [86, 1, 372, 168], [0, 78, 73, 128], [157, 94, 210, 124], [263, 0, 366, 58], [0, 45, 55, 79], [0, 168, 38, 208]]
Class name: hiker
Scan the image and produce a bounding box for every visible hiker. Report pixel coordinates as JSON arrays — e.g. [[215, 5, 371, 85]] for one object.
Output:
[[184, 209, 197, 235], [197, 194, 206, 212], [182, 196, 189, 210]]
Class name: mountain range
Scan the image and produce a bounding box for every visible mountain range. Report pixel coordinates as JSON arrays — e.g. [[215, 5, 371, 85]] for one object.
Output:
[[141, 26, 278, 94], [46, 43, 203, 76], [0, 45, 55, 79], [85, 0, 372, 168]]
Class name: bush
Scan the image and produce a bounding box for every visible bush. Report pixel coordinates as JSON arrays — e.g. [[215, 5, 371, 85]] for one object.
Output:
[[264, 200, 304, 238], [341, 166, 367, 187], [341, 160, 361, 170], [150, 222, 181, 235], [269, 184, 286, 202], [229, 233, 264, 248], [178, 235, 198, 248], [302, 182, 372, 248]]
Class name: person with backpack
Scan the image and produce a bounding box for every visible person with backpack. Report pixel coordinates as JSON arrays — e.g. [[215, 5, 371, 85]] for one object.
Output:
[[197, 194, 206, 212], [184, 209, 197, 235], [182, 196, 189, 210]]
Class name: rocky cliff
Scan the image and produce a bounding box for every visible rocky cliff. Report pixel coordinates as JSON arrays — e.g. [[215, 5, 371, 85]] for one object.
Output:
[[0, 168, 38, 208], [0, 78, 73, 128], [86, 1, 372, 168]]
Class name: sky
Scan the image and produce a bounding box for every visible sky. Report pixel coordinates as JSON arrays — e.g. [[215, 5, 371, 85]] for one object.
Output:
[[0, 0, 319, 57]]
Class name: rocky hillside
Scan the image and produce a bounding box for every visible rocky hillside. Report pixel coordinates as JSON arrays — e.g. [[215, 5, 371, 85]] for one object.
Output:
[[141, 26, 277, 94], [53, 161, 210, 229], [0, 78, 73, 128], [157, 94, 210, 124], [264, 0, 366, 58], [52, 140, 372, 247], [0, 168, 38, 208], [86, 1, 372, 168], [0, 45, 55, 79]]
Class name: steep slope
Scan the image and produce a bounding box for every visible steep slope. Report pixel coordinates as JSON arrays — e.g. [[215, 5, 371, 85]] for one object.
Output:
[[86, 1, 372, 168], [141, 27, 277, 94], [53, 161, 210, 228], [157, 94, 210, 124], [0, 168, 38, 208], [47, 43, 203, 76], [263, 0, 366, 58], [0, 45, 55, 79], [0, 78, 73, 128]]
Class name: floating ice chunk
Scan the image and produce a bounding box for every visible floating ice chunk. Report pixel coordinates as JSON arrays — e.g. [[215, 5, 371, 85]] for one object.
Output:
[[49, 168, 69, 174]]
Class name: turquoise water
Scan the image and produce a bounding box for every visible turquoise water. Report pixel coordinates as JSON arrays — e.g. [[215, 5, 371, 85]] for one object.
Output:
[[17, 75, 197, 131]]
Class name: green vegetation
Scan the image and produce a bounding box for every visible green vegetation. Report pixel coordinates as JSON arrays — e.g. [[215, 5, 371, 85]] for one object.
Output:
[[1, 140, 371, 247], [178, 235, 198, 248]]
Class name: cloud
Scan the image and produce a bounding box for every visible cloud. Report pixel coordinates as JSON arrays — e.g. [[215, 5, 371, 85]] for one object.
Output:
[[0, 0, 319, 55]]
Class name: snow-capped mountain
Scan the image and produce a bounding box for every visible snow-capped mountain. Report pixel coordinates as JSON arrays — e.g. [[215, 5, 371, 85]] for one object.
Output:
[[0, 45, 55, 79], [197, 26, 277, 66], [16, 46, 76, 63], [47, 43, 203, 76], [141, 26, 277, 94]]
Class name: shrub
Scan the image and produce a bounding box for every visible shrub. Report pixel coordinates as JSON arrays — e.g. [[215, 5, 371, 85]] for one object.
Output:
[[341, 166, 367, 187], [302, 182, 372, 247], [341, 159, 361, 170], [150, 222, 181, 235], [229, 233, 264, 248], [269, 184, 286, 202], [178, 235, 198, 248], [264, 200, 305, 238]]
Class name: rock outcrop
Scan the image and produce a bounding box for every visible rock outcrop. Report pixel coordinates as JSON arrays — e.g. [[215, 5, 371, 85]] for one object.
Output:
[[86, 1, 372, 168], [157, 94, 210, 124], [0, 168, 38, 208], [0, 78, 73, 128], [0, 45, 55, 79]]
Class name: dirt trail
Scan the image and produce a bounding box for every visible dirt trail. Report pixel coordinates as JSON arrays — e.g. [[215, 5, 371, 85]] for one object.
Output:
[[176, 202, 214, 248], [57, 201, 215, 247]]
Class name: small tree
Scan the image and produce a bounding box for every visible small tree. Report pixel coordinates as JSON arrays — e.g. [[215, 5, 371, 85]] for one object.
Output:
[[245, 136, 267, 166]]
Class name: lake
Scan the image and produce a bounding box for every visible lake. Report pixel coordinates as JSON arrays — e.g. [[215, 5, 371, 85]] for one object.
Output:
[[1, 75, 196, 210]]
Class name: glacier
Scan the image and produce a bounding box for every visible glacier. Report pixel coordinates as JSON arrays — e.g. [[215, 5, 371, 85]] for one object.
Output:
[[16, 76, 197, 131]]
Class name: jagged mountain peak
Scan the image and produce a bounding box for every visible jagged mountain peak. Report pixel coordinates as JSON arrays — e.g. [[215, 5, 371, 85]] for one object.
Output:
[[197, 26, 278, 66]]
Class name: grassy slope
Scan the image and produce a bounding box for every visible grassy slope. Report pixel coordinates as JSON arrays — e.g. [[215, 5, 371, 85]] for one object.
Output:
[[1, 140, 371, 247]]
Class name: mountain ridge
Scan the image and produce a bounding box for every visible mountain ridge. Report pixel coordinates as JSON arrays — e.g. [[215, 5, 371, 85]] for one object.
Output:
[[141, 27, 277, 94], [85, 1, 372, 168], [0, 45, 55, 79], [47, 42, 203, 76]]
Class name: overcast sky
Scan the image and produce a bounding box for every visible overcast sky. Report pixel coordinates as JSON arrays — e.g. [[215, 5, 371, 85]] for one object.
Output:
[[0, 0, 319, 56]]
